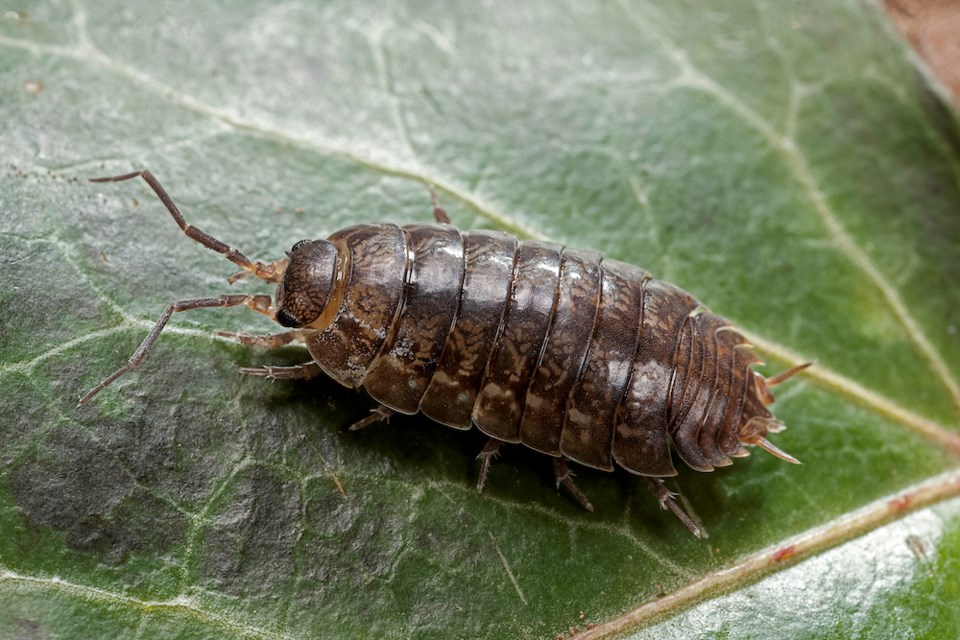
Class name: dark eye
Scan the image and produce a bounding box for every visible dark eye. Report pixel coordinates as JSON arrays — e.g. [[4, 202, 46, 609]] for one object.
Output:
[[291, 239, 312, 252], [276, 309, 301, 328]]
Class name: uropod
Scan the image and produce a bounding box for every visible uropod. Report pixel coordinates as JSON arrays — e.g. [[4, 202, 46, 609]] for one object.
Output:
[[81, 170, 811, 537]]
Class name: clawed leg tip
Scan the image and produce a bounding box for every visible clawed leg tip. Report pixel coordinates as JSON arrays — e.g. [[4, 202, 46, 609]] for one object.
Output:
[[226, 270, 248, 284], [553, 459, 595, 512], [348, 417, 375, 431], [77, 387, 103, 406], [657, 490, 679, 510], [349, 406, 396, 431]]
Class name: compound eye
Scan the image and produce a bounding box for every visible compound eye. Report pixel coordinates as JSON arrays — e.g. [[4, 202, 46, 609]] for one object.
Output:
[[275, 309, 301, 328], [291, 239, 312, 252]]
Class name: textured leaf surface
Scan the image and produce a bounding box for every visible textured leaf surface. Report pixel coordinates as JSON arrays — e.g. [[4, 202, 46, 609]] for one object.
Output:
[[2, 1, 959, 638]]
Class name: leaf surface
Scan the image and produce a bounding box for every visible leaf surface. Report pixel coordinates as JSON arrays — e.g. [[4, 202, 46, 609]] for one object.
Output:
[[1, 1, 959, 638]]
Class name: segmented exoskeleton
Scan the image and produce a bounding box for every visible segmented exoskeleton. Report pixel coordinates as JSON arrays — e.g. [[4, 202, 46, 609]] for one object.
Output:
[[82, 171, 810, 537]]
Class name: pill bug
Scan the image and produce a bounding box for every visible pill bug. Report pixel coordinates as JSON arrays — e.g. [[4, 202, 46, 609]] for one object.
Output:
[[81, 170, 811, 537]]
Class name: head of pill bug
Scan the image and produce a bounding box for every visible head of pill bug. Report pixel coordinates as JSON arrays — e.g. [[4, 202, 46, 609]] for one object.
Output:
[[274, 239, 341, 328]]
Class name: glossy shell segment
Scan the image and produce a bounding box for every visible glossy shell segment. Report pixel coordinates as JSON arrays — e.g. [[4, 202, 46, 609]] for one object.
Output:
[[308, 223, 784, 477]]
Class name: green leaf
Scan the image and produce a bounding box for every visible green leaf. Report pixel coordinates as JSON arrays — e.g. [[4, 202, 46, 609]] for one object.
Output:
[[2, 1, 959, 638]]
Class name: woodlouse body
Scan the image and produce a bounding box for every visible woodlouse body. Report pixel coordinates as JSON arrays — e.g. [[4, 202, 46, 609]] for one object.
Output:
[[83, 171, 809, 535], [289, 223, 780, 476]]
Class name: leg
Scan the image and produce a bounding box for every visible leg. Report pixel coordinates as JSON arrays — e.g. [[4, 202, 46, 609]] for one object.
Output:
[[644, 478, 705, 539], [553, 458, 594, 512], [239, 362, 323, 380], [349, 405, 396, 431], [91, 170, 286, 283], [216, 328, 307, 349], [475, 438, 503, 493], [766, 361, 813, 386], [79, 293, 273, 405], [226, 257, 289, 284], [428, 184, 451, 224]]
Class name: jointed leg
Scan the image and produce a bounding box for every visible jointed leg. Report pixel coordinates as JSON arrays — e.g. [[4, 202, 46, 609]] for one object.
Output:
[[554, 458, 594, 512], [349, 405, 396, 431], [239, 362, 323, 380], [644, 477, 705, 539], [475, 438, 503, 493], [766, 361, 813, 387], [79, 293, 273, 405], [91, 171, 286, 283], [216, 329, 307, 349]]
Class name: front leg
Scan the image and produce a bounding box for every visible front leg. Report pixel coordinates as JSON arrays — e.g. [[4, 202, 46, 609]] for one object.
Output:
[[79, 293, 273, 405], [239, 362, 323, 380], [217, 328, 308, 349]]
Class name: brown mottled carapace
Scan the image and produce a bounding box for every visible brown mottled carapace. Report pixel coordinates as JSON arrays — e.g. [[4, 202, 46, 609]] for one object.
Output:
[[288, 223, 795, 476], [82, 171, 810, 536]]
